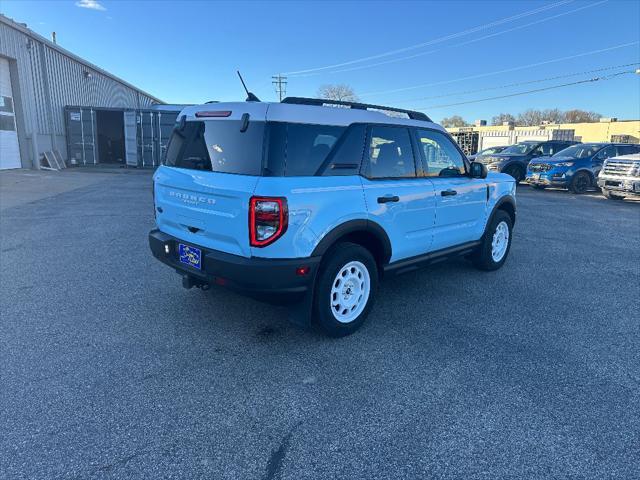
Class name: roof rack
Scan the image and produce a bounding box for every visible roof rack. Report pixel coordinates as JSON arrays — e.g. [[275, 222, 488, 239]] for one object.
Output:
[[281, 97, 431, 122]]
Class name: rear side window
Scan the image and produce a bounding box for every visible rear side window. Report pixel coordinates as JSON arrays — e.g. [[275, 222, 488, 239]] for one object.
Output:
[[266, 123, 345, 176], [367, 126, 416, 179], [165, 120, 265, 175], [316, 124, 367, 176], [617, 145, 640, 156]]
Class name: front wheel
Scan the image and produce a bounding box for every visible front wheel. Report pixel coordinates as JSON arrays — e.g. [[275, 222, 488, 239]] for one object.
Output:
[[504, 165, 525, 183], [570, 171, 591, 194], [313, 242, 379, 337], [601, 189, 625, 200], [472, 210, 513, 271]]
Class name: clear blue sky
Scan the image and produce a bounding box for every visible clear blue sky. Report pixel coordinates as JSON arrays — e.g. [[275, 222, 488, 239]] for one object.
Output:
[[2, 0, 639, 122]]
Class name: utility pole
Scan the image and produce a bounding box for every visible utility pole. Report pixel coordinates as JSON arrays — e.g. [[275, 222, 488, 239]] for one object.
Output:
[[272, 74, 288, 102]]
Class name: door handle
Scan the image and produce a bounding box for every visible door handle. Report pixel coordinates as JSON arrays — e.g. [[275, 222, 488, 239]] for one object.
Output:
[[377, 195, 400, 204], [441, 189, 457, 197]]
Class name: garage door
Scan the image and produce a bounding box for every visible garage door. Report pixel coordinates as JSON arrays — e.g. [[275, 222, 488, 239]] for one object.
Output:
[[480, 135, 509, 150], [0, 57, 21, 170]]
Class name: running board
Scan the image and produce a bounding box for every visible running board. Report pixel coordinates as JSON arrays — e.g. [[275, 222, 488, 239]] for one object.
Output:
[[383, 241, 481, 276]]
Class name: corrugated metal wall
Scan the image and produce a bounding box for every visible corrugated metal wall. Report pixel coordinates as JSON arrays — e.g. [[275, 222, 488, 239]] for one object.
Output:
[[0, 16, 160, 167]]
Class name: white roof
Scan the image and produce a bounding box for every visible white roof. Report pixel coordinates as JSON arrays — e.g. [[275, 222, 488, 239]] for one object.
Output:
[[179, 101, 444, 131]]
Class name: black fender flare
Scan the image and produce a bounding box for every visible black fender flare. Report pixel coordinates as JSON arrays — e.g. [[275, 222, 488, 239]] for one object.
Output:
[[484, 196, 516, 237], [311, 219, 392, 264]]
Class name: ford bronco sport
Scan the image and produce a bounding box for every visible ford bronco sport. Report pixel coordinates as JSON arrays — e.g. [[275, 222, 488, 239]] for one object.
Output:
[[149, 97, 516, 336]]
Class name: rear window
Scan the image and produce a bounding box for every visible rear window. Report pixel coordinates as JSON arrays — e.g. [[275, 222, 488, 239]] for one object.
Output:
[[165, 120, 265, 175]]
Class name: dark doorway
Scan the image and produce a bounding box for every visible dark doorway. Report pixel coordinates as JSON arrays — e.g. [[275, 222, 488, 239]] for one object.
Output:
[[95, 110, 125, 164]]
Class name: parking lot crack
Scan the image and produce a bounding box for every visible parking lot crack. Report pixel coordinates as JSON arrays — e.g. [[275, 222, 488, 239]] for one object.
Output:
[[262, 422, 302, 480]]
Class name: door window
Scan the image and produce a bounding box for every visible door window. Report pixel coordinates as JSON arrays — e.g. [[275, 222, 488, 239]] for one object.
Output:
[[416, 129, 466, 177], [367, 126, 416, 178], [596, 146, 617, 160]]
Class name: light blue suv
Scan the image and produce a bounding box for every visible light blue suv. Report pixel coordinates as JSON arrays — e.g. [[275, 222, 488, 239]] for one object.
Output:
[[149, 97, 516, 336]]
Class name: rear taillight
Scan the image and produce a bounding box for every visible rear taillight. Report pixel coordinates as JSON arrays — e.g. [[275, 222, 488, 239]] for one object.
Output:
[[249, 196, 288, 247]]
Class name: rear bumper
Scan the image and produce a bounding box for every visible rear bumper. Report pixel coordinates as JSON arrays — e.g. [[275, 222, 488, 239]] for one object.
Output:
[[149, 229, 321, 301]]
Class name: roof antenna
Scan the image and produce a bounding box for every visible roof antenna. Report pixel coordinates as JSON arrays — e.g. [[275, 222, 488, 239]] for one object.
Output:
[[237, 70, 261, 102]]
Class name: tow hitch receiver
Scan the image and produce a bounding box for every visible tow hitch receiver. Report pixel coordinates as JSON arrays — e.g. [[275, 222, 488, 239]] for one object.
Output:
[[182, 275, 209, 290]]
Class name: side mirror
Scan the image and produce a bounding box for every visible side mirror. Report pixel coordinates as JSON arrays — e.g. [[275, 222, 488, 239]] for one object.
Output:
[[469, 161, 488, 179]]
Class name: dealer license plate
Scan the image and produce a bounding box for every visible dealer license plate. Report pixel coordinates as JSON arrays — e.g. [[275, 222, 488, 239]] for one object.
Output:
[[179, 243, 202, 270]]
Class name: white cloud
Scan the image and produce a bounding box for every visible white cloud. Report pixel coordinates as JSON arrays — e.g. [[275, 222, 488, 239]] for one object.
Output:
[[75, 0, 106, 11]]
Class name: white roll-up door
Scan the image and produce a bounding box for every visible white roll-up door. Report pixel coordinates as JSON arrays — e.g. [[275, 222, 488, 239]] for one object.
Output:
[[0, 57, 21, 170], [480, 135, 510, 150]]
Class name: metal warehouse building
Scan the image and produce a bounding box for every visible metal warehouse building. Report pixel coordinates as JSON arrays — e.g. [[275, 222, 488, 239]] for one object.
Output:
[[0, 15, 180, 170]]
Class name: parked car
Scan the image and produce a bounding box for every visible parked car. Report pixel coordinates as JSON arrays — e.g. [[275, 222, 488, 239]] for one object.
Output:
[[476, 140, 579, 182], [149, 97, 516, 337], [597, 153, 640, 200], [526, 143, 640, 194], [467, 145, 508, 161]]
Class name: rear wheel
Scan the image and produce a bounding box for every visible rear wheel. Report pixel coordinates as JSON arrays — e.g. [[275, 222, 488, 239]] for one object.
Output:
[[504, 164, 525, 183], [473, 210, 513, 271], [313, 242, 378, 337], [570, 171, 591, 194], [601, 189, 625, 200]]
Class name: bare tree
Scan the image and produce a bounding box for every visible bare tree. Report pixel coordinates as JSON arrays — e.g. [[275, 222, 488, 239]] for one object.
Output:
[[542, 108, 564, 124], [317, 84, 359, 102], [491, 113, 516, 126], [503, 108, 603, 126], [563, 109, 602, 123], [517, 109, 545, 126], [440, 115, 469, 128]]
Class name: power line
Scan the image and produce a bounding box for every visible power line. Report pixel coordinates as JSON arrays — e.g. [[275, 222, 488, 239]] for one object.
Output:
[[418, 70, 638, 110], [300, 0, 608, 78], [360, 41, 639, 97], [281, 0, 574, 76], [272, 74, 288, 101], [394, 63, 640, 103]]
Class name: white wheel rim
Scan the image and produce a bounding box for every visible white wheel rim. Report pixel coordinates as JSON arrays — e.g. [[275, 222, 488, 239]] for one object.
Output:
[[330, 261, 371, 323], [491, 221, 510, 262]]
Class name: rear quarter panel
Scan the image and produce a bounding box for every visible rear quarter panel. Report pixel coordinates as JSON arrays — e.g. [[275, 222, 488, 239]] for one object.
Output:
[[251, 176, 367, 258]]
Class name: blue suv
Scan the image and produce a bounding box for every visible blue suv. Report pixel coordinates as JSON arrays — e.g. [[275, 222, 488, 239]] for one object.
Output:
[[149, 97, 516, 336], [477, 140, 579, 183], [527, 143, 640, 193]]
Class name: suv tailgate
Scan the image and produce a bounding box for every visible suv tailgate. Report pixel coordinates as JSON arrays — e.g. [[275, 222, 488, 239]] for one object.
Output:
[[154, 166, 258, 257]]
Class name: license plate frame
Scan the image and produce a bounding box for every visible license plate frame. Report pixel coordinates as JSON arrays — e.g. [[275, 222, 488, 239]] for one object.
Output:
[[178, 243, 202, 270]]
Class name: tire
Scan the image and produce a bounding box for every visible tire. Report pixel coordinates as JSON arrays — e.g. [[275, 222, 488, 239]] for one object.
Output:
[[472, 210, 513, 271], [601, 189, 625, 200], [504, 164, 525, 183], [570, 171, 591, 194], [313, 242, 378, 337]]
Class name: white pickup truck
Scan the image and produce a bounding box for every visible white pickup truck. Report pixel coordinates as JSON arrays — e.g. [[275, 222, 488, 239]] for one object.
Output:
[[598, 153, 640, 200]]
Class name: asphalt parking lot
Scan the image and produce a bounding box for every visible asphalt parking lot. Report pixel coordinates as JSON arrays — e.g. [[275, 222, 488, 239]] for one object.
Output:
[[1, 169, 639, 480]]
